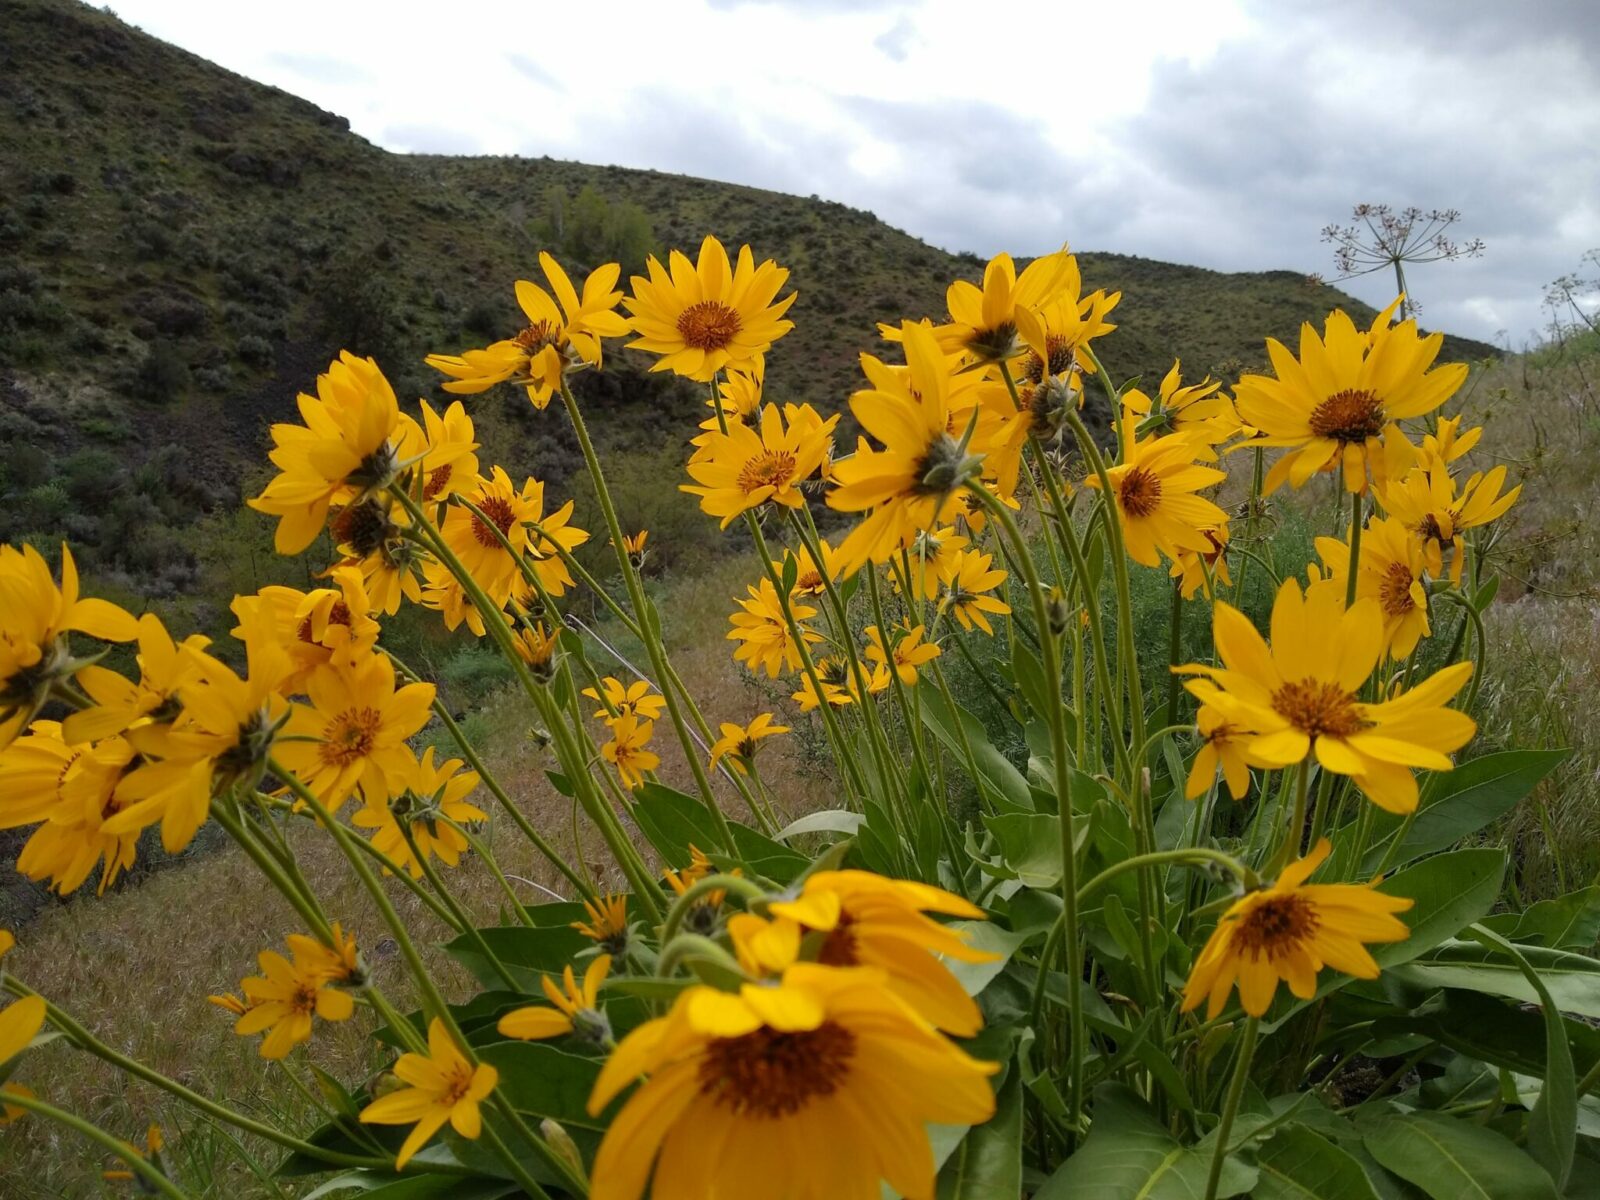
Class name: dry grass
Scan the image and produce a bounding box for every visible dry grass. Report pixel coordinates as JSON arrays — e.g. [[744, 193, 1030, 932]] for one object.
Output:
[[0, 551, 821, 1197]]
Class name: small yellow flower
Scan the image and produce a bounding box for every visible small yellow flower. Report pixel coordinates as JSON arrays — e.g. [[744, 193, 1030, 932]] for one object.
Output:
[[0, 543, 139, 751], [426, 254, 629, 408], [617, 529, 650, 570], [359, 1018, 498, 1170], [682, 403, 838, 527], [623, 236, 796, 380], [792, 657, 861, 712], [573, 893, 631, 953], [1085, 424, 1229, 569], [12, 729, 144, 895], [248, 353, 404, 554], [101, 1123, 165, 1186], [1376, 459, 1520, 584], [708, 713, 788, 774], [601, 714, 659, 789], [776, 537, 841, 599], [864, 623, 941, 691], [727, 577, 819, 678], [1169, 526, 1232, 601], [511, 619, 560, 678], [942, 548, 1012, 635], [408, 398, 481, 504], [498, 955, 611, 1042], [1183, 839, 1413, 1018], [1186, 705, 1251, 800], [232, 938, 357, 1060], [1120, 360, 1241, 460], [275, 653, 436, 811], [935, 248, 1079, 361], [352, 748, 487, 879], [1316, 516, 1431, 659], [582, 677, 666, 722]]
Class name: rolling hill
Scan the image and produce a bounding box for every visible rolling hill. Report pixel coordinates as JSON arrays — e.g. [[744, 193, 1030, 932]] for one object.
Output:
[[0, 0, 1497, 605]]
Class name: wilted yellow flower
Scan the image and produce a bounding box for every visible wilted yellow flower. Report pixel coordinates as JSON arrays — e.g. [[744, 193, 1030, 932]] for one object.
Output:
[[601, 714, 659, 789], [727, 577, 819, 678], [498, 955, 611, 1042], [248, 352, 403, 554], [697, 360, 765, 440], [586, 963, 997, 1200], [0, 543, 138, 751], [682, 403, 838, 527], [1178, 577, 1475, 813], [708, 713, 788, 774], [425, 254, 629, 408], [624, 236, 796, 380], [511, 619, 560, 678], [1234, 300, 1467, 495], [359, 1018, 497, 1169], [1183, 838, 1413, 1018]]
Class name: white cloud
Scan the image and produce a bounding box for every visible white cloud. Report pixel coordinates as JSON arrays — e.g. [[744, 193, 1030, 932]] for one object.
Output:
[[108, 0, 1600, 342]]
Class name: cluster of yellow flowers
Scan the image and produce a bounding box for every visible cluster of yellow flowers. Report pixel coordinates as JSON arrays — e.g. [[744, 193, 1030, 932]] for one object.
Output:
[[0, 225, 1524, 1197]]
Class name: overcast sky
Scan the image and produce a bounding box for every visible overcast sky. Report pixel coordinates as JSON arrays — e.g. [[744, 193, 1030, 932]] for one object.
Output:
[[111, 0, 1600, 345]]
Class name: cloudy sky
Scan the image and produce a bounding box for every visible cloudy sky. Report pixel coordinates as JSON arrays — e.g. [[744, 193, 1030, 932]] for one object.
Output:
[[113, 0, 1600, 345]]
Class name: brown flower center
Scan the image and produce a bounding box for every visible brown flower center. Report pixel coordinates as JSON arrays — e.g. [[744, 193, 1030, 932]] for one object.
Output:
[[1022, 334, 1076, 384], [298, 601, 351, 644], [816, 913, 859, 967], [332, 501, 392, 556], [439, 1064, 476, 1107], [1118, 466, 1163, 518], [471, 496, 517, 548], [1271, 679, 1369, 740], [699, 1020, 857, 1118], [1234, 893, 1319, 958], [967, 319, 1019, 360], [424, 464, 455, 501], [513, 320, 562, 352], [1379, 562, 1416, 617], [290, 981, 320, 1016], [737, 450, 798, 496], [677, 301, 742, 351], [1418, 514, 1444, 544], [319, 707, 383, 767], [1309, 389, 1385, 443]]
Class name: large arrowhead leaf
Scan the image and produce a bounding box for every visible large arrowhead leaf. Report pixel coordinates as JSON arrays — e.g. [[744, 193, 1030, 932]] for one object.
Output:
[[1361, 1113, 1558, 1200], [936, 1066, 1023, 1198], [1388, 938, 1600, 1018], [1035, 1084, 1256, 1199], [1252, 1126, 1382, 1200]]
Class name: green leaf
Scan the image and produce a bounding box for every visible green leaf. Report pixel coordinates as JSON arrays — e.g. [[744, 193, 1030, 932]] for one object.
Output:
[[937, 1064, 1023, 1198], [1036, 1084, 1256, 1199], [302, 1174, 515, 1200], [1253, 1126, 1383, 1200], [774, 809, 864, 840], [1480, 886, 1600, 950], [476, 1041, 605, 1129], [1364, 750, 1567, 870], [1361, 1112, 1558, 1200], [917, 681, 1032, 813], [1388, 989, 1600, 1084], [1389, 938, 1600, 1019], [940, 920, 1033, 997], [442, 925, 589, 992], [1465, 925, 1575, 1190], [632, 781, 806, 882], [981, 812, 1084, 889]]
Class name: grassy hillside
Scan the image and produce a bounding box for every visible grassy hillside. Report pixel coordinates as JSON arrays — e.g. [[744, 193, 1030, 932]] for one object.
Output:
[[0, 0, 1497, 606]]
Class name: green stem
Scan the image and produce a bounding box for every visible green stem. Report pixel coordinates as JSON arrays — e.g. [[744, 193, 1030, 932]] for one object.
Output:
[[1267, 761, 1312, 877], [395, 819, 520, 990], [1, 1092, 194, 1199], [658, 873, 767, 944], [1164, 576, 1184, 730], [1345, 490, 1364, 608], [1205, 1017, 1260, 1200]]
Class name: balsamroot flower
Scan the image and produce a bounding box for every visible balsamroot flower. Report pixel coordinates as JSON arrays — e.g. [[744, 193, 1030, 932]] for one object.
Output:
[[682, 402, 838, 527], [62, 613, 207, 746], [600, 714, 659, 789], [351, 747, 486, 879], [863, 623, 940, 691], [230, 932, 359, 1059], [1182, 838, 1413, 1018], [498, 955, 612, 1043], [1177, 577, 1475, 813], [1376, 458, 1520, 584], [727, 577, 819, 678], [708, 712, 788, 774], [624, 236, 796, 381], [1315, 516, 1431, 659], [935, 248, 1079, 361], [583, 677, 666, 722], [249, 353, 404, 554], [1234, 300, 1468, 495], [1186, 705, 1251, 800], [585, 964, 997, 1200], [1085, 426, 1229, 569], [359, 1018, 498, 1170], [0, 543, 138, 751]]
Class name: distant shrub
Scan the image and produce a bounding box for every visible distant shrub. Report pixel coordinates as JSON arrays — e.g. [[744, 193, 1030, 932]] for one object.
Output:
[[130, 340, 191, 401], [235, 333, 274, 368]]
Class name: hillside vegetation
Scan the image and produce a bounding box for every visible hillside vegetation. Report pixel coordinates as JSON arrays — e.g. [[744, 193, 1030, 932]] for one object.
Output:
[[0, 0, 1495, 604]]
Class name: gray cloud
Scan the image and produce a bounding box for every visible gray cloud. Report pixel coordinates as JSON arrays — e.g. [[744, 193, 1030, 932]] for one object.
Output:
[[874, 15, 916, 62]]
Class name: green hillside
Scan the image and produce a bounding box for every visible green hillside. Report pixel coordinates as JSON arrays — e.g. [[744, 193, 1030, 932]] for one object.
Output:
[[0, 0, 1497, 603]]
